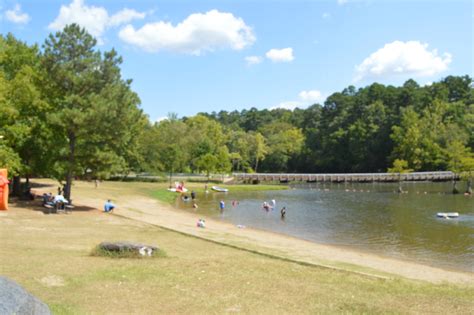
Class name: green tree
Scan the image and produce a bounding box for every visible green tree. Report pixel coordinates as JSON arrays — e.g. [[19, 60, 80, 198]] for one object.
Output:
[[42, 24, 145, 200]]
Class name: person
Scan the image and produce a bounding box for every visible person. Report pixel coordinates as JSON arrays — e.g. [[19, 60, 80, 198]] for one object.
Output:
[[42, 193, 54, 207], [271, 199, 276, 208], [219, 200, 225, 211], [191, 191, 196, 200], [54, 193, 68, 210], [262, 201, 270, 211], [280, 207, 286, 219], [197, 218, 206, 228], [104, 199, 115, 213]]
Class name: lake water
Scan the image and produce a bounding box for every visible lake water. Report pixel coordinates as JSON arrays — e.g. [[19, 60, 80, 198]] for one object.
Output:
[[175, 182, 474, 272]]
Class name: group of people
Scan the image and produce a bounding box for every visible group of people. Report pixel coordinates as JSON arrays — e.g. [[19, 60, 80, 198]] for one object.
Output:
[[42, 190, 70, 211], [182, 190, 198, 208], [262, 200, 287, 219]]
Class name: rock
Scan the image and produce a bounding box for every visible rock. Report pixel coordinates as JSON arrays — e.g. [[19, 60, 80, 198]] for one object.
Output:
[[99, 241, 158, 256], [0, 276, 51, 315]]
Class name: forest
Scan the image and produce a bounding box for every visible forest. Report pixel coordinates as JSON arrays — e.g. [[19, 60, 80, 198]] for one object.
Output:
[[1, 24, 473, 199]]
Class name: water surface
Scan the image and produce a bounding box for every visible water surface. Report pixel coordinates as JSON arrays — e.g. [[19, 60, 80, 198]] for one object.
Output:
[[175, 182, 474, 272]]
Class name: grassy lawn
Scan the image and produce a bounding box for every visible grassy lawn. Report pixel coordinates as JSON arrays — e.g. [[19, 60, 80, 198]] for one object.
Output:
[[146, 182, 288, 204], [1, 195, 473, 314]]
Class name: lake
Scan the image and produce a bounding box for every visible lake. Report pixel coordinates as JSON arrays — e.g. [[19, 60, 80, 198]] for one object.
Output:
[[175, 182, 474, 272]]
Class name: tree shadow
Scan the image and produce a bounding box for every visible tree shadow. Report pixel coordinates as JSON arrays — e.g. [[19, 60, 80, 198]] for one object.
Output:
[[29, 182, 56, 189], [10, 198, 97, 214]]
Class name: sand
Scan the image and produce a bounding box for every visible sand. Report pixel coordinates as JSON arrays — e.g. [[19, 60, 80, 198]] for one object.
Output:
[[34, 181, 474, 286]]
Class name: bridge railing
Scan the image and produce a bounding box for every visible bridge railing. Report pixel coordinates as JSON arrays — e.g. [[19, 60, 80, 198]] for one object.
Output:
[[232, 171, 457, 182]]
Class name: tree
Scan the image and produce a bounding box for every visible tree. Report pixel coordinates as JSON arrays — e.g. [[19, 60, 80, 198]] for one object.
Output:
[[42, 24, 144, 200], [445, 141, 474, 194], [388, 159, 413, 193], [0, 34, 51, 194]]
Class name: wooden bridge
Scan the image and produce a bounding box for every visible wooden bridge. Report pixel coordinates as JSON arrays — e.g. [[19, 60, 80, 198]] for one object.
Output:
[[233, 171, 458, 183]]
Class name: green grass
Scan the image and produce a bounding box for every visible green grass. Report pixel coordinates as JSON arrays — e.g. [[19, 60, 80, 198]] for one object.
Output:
[[149, 183, 288, 204], [150, 189, 179, 204]]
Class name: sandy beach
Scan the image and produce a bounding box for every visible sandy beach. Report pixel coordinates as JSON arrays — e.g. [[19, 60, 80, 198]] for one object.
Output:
[[35, 180, 474, 286]]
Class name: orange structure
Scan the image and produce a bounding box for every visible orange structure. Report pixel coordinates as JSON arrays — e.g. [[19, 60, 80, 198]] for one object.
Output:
[[0, 169, 9, 210]]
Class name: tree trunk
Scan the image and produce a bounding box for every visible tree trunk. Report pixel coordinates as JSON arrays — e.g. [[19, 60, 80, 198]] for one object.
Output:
[[12, 176, 21, 197], [64, 133, 76, 201], [255, 158, 259, 173], [169, 169, 173, 189], [467, 178, 472, 194], [452, 180, 459, 194]]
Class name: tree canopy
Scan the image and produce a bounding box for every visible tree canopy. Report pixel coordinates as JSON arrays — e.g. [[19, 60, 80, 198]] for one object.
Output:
[[0, 26, 473, 198]]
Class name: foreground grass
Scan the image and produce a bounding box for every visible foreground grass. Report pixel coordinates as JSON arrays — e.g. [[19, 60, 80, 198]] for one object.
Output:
[[2, 198, 473, 314]]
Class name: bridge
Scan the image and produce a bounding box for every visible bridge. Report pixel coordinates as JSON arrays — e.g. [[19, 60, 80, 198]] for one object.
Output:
[[233, 171, 458, 183]]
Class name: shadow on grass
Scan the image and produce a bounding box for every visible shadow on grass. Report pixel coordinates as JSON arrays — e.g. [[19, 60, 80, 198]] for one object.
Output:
[[90, 245, 167, 259], [10, 198, 97, 214]]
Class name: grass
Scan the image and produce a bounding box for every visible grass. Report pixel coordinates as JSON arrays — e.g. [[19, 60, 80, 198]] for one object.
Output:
[[4, 179, 472, 314], [148, 182, 288, 204]]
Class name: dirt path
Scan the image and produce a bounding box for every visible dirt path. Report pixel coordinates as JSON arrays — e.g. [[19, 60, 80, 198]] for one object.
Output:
[[74, 192, 473, 286]]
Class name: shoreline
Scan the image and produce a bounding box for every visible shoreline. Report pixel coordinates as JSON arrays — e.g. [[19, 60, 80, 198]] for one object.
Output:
[[33, 180, 474, 286]]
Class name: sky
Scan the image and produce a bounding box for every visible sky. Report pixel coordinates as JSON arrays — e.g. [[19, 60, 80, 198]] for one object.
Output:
[[0, 0, 472, 121]]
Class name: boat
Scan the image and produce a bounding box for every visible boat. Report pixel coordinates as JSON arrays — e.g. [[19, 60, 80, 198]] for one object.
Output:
[[436, 212, 459, 218], [167, 187, 188, 193], [211, 186, 228, 192]]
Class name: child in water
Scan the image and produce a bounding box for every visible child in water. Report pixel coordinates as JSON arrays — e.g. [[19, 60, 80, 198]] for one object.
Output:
[[280, 207, 286, 219]]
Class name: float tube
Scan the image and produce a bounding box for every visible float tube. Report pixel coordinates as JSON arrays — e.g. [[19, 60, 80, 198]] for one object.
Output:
[[0, 169, 9, 210]]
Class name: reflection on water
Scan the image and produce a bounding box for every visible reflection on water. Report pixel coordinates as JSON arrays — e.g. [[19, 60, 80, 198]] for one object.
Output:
[[175, 182, 474, 272]]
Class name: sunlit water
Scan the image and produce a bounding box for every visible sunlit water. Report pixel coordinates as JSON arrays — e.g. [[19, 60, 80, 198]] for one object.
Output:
[[174, 182, 474, 272]]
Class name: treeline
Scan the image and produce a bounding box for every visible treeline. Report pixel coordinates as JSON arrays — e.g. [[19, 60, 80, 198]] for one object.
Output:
[[1, 24, 473, 200], [198, 76, 474, 174]]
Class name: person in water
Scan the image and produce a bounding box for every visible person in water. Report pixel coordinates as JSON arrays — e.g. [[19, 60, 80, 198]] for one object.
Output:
[[280, 207, 286, 219], [219, 200, 225, 211]]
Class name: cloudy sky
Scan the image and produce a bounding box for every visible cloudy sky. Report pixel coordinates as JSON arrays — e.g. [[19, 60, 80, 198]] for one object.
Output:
[[1, 0, 472, 121]]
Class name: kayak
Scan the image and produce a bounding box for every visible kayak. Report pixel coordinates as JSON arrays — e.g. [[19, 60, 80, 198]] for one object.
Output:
[[436, 212, 459, 218], [211, 186, 228, 192], [167, 187, 188, 193]]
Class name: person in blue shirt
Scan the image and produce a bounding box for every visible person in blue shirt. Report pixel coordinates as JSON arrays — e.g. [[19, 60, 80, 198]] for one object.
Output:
[[219, 200, 225, 211], [104, 200, 115, 213]]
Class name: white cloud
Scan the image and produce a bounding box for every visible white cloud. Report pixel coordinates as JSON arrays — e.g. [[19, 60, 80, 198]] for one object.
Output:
[[265, 47, 294, 63], [245, 55, 262, 65], [354, 40, 452, 82], [299, 90, 324, 103], [118, 10, 255, 55], [5, 4, 30, 24], [271, 88, 325, 111], [337, 0, 348, 5], [156, 116, 169, 123], [109, 8, 146, 27], [322, 12, 331, 19], [49, 0, 146, 41]]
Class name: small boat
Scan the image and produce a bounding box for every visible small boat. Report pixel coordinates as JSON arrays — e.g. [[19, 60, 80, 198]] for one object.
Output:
[[167, 187, 188, 193], [211, 186, 228, 192], [436, 212, 459, 218]]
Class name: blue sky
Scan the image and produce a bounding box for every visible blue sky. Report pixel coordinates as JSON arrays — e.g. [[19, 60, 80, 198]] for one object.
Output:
[[1, 0, 472, 121]]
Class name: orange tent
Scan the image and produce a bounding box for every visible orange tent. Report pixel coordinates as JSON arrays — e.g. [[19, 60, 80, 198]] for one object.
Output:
[[0, 169, 9, 210]]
